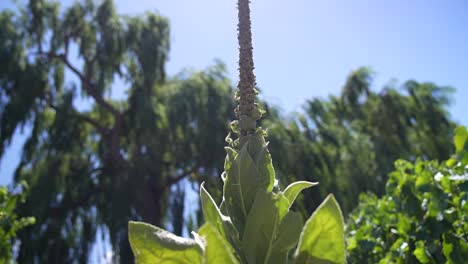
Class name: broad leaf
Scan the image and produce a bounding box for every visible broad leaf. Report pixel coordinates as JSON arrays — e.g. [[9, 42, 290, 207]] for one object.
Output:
[[200, 183, 242, 254], [198, 223, 239, 264], [242, 190, 279, 264], [200, 183, 227, 238], [269, 211, 304, 264], [294, 194, 345, 264], [223, 146, 248, 234], [224, 147, 237, 175], [128, 221, 203, 264], [237, 141, 264, 212], [246, 135, 276, 192], [273, 211, 303, 252], [283, 181, 318, 207], [223, 136, 272, 234], [275, 192, 291, 220]]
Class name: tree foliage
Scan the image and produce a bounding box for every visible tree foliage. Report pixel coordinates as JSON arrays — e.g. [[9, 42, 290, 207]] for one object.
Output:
[[266, 68, 456, 214], [0, 0, 234, 262], [0, 0, 460, 262], [347, 126, 468, 263], [0, 182, 35, 263]]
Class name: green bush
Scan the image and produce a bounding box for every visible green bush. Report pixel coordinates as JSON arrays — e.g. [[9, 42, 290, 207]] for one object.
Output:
[[347, 126, 468, 263], [0, 181, 35, 262]]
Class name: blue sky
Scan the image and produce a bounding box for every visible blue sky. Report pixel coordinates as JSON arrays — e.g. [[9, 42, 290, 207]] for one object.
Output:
[[0, 1, 467, 261], [122, 0, 468, 116], [1, 0, 467, 186]]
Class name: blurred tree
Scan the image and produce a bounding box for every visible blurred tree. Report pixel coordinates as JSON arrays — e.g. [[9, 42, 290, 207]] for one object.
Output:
[[265, 68, 456, 215], [0, 0, 234, 262]]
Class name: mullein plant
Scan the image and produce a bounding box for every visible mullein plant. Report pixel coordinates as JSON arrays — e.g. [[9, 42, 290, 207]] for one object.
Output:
[[128, 0, 346, 263]]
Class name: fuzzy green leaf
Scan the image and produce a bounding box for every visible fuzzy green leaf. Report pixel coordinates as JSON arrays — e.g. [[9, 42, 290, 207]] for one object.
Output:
[[275, 192, 291, 221], [223, 146, 247, 234], [273, 211, 303, 251], [224, 147, 237, 173], [198, 223, 239, 264], [237, 141, 263, 212], [269, 211, 304, 264], [246, 135, 276, 192], [294, 194, 345, 264], [242, 190, 301, 264], [283, 181, 318, 207], [242, 190, 279, 264], [200, 183, 227, 238], [223, 136, 273, 234], [200, 183, 242, 254], [128, 221, 203, 264]]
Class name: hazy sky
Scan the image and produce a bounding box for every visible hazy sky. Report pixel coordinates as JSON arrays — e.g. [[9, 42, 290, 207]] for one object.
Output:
[[1, 0, 468, 185]]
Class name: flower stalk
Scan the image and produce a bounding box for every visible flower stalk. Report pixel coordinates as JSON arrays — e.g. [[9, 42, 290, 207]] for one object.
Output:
[[128, 1, 346, 263], [235, 0, 262, 137]]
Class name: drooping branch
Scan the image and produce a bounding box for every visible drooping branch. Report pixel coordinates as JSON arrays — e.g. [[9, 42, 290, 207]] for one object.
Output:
[[38, 51, 129, 174], [40, 52, 122, 119], [236, 0, 261, 136], [50, 185, 103, 214], [75, 114, 108, 135], [166, 166, 200, 187], [47, 102, 108, 135]]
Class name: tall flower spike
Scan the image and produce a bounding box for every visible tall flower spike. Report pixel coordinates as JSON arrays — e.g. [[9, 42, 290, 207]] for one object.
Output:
[[129, 1, 346, 263], [236, 0, 262, 137]]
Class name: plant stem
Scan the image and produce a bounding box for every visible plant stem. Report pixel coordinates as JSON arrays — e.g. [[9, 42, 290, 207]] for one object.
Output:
[[236, 0, 259, 136]]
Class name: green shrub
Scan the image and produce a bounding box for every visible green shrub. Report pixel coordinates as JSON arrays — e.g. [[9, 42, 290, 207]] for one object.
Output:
[[0, 181, 35, 262], [347, 126, 468, 263]]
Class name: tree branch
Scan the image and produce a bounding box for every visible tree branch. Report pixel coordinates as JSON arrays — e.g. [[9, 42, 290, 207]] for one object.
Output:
[[50, 185, 103, 214], [166, 166, 199, 187], [77, 114, 108, 135], [47, 102, 108, 136], [70, 186, 103, 210], [41, 52, 122, 119]]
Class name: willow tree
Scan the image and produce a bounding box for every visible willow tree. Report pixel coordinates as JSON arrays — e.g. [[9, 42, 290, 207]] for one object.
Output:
[[265, 68, 456, 214], [128, 0, 346, 263], [0, 0, 234, 262]]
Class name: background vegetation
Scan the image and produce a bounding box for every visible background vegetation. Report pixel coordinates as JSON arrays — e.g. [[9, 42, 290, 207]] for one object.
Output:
[[347, 127, 468, 263], [0, 0, 465, 263]]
